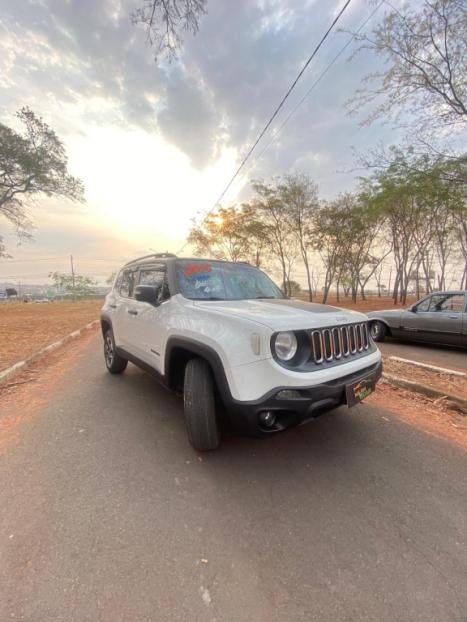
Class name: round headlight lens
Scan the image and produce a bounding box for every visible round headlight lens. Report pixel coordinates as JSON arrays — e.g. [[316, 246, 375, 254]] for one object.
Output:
[[274, 331, 298, 361]]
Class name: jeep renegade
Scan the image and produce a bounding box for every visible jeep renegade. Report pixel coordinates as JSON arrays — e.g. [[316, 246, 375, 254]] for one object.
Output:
[[101, 253, 382, 450]]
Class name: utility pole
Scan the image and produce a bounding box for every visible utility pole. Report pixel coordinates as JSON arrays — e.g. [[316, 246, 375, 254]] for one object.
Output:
[[70, 254, 76, 303]]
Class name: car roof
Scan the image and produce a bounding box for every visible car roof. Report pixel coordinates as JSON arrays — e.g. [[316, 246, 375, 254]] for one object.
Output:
[[122, 255, 253, 269]]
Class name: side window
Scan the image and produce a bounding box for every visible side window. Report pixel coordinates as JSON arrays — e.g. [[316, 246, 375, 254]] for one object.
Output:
[[120, 269, 136, 298], [429, 293, 465, 313], [416, 297, 431, 312], [139, 268, 165, 287], [138, 267, 169, 301]]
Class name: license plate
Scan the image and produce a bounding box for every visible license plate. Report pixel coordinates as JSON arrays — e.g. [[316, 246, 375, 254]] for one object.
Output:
[[346, 375, 375, 407]]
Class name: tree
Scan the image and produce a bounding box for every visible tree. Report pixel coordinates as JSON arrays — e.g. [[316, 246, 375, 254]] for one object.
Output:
[[49, 272, 96, 298], [311, 200, 350, 304], [362, 148, 466, 302], [283, 279, 301, 297], [349, 0, 467, 138], [278, 173, 319, 301], [0, 108, 85, 248], [250, 179, 297, 297], [132, 0, 206, 59], [188, 205, 257, 262]]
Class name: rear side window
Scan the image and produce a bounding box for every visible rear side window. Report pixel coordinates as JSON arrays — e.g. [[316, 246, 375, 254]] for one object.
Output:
[[120, 269, 136, 298], [429, 293, 465, 313]]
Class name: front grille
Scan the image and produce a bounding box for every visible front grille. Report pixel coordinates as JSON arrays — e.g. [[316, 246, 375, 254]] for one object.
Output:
[[309, 322, 370, 365]]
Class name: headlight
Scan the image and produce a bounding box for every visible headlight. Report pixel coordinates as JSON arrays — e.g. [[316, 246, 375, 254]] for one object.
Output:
[[274, 331, 298, 361]]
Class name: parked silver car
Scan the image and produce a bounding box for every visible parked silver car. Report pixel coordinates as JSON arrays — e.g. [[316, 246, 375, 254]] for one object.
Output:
[[367, 291, 466, 348]]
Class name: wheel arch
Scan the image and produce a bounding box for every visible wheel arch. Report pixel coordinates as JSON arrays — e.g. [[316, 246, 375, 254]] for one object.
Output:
[[165, 337, 232, 404], [370, 318, 392, 336], [100, 317, 112, 337]]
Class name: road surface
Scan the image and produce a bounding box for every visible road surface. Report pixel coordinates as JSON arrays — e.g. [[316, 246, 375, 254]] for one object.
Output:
[[1, 332, 466, 621], [379, 339, 467, 372]]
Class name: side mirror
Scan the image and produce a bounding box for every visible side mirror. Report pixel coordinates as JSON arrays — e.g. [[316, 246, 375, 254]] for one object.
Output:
[[134, 285, 160, 306], [408, 304, 416, 313]]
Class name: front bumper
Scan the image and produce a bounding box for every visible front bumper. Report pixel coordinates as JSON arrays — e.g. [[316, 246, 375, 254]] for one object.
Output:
[[224, 360, 383, 436]]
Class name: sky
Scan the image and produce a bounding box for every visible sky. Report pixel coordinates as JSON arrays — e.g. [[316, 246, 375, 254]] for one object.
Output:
[[0, 0, 404, 285]]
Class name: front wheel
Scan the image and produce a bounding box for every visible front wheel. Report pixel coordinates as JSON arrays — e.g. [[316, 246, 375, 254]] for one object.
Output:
[[183, 358, 220, 451], [370, 321, 387, 343], [104, 328, 128, 374]]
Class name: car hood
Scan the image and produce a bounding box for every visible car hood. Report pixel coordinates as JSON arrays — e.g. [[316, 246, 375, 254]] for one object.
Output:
[[193, 298, 367, 331]]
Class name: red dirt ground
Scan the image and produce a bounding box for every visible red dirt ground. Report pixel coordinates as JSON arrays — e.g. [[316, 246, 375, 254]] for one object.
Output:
[[296, 294, 417, 313], [383, 358, 467, 401], [0, 300, 102, 372]]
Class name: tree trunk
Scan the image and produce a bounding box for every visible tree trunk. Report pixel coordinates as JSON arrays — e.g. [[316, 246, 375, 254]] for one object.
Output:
[[300, 249, 313, 302]]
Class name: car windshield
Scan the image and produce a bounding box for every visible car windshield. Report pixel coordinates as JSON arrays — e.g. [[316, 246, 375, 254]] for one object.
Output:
[[175, 260, 285, 301]]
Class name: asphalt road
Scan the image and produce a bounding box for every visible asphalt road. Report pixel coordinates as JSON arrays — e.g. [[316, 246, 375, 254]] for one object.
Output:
[[379, 339, 467, 372], [1, 334, 467, 622]]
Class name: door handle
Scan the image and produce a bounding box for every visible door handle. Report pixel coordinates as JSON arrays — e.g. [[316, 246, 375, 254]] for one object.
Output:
[[448, 314, 459, 319], [127, 309, 138, 316]]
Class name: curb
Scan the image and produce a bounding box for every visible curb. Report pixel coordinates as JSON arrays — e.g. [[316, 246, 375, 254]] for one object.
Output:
[[381, 372, 467, 411], [388, 356, 466, 378], [0, 320, 100, 386]]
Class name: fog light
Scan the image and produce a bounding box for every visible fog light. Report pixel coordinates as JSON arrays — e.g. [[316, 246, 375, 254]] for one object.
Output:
[[276, 389, 301, 399], [259, 411, 276, 427]]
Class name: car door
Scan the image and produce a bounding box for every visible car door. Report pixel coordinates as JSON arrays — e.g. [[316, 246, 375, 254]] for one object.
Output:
[[130, 264, 170, 371], [405, 293, 465, 346], [112, 267, 139, 355], [424, 292, 465, 346], [399, 295, 431, 341]]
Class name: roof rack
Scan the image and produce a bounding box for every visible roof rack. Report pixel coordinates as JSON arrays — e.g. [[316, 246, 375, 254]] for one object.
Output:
[[123, 252, 177, 267]]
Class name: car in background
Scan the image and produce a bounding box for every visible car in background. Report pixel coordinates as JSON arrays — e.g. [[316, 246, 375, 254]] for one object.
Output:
[[367, 290, 466, 348]]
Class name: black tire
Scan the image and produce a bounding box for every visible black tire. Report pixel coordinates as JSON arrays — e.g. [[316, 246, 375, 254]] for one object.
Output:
[[370, 320, 387, 343], [104, 328, 128, 374], [183, 357, 220, 451]]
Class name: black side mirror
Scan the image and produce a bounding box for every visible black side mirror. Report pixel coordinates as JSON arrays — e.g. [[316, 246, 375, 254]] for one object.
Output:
[[134, 285, 160, 306], [408, 305, 416, 313]]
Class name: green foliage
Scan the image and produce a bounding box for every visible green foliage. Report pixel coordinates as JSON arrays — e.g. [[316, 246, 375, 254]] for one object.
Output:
[[0, 108, 85, 244], [49, 271, 97, 298]]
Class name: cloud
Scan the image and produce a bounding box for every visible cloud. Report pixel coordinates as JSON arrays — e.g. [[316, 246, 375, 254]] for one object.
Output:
[[0, 0, 408, 189]]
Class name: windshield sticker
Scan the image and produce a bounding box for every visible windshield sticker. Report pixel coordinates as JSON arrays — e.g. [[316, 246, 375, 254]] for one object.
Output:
[[184, 263, 212, 278]]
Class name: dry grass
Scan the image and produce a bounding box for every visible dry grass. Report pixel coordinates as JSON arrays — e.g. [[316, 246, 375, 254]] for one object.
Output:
[[384, 358, 467, 401], [296, 294, 417, 313], [0, 300, 102, 372]]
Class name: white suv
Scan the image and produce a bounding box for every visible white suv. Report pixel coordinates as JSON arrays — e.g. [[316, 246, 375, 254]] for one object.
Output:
[[101, 254, 382, 451]]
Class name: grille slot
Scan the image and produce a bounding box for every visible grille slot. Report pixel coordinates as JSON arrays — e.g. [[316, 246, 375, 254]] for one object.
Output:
[[308, 323, 370, 366]]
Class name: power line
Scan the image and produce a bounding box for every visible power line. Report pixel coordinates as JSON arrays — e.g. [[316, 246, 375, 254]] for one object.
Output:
[[177, 0, 352, 254], [240, 0, 385, 181]]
